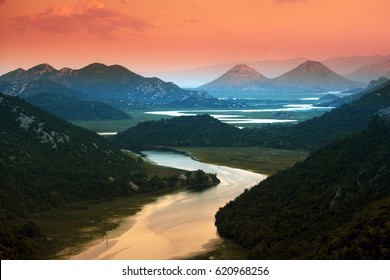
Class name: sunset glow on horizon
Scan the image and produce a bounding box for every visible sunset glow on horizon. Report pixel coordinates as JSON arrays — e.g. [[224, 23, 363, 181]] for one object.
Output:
[[1, 0, 389, 75]]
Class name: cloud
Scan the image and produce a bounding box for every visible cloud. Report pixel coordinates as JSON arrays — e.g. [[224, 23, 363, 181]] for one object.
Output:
[[274, 0, 307, 4], [184, 19, 198, 24], [0, 0, 7, 4], [11, 0, 153, 37]]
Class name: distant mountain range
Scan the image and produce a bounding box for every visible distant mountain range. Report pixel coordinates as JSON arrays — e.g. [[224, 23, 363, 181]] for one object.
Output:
[[0, 63, 218, 110], [348, 59, 390, 83], [200, 60, 365, 93], [144, 54, 390, 88]]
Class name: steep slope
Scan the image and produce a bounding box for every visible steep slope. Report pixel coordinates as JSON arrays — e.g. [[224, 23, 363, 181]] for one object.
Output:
[[270, 60, 365, 92], [0, 94, 223, 259], [318, 77, 390, 108], [348, 59, 390, 83], [366, 77, 390, 90], [216, 111, 390, 259], [199, 64, 269, 93], [0, 94, 147, 258], [0, 63, 213, 109], [0, 94, 147, 210]]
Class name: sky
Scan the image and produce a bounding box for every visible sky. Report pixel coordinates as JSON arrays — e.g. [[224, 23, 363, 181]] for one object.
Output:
[[1, 0, 390, 75]]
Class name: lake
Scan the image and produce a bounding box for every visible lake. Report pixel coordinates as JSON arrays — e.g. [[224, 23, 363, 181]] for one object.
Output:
[[72, 150, 265, 259], [145, 94, 335, 124]]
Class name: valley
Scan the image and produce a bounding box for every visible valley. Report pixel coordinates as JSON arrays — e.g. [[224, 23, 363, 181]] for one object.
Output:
[[1, 59, 390, 260], [29, 147, 306, 259], [2, 5, 390, 280]]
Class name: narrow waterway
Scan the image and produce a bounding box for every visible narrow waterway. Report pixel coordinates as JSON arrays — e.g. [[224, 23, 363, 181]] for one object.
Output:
[[72, 150, 265, 260]]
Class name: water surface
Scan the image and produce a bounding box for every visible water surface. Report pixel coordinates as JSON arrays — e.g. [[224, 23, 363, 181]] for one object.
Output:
[[72, 150, 265, 260]]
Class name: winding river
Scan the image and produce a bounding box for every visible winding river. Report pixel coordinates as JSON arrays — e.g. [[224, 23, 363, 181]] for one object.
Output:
[[72, 150, 265, 260]]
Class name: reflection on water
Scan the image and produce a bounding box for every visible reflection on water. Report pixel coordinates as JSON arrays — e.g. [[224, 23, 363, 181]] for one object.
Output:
[[72, 151, 265, 260]]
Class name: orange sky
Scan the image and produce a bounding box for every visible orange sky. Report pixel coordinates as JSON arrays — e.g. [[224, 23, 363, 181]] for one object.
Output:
[[1, 0, 389, 75]]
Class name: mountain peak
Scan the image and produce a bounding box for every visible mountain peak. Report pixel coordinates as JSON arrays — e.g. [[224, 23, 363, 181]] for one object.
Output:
[[230, 64, 254, 71], [81, 62, 109, 71], [272, 60, 364, 91], [225, 64, 266, 78], [199, 64, 268, 92], [295, 60, 331, 72], [28, 63, 57, 73]]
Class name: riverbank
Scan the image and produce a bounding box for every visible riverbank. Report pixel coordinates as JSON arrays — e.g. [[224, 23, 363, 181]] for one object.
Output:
[[34, 147, 306, 259], [70, 150, 265, 260], [32, 190, 180, 259], [176, 147, 309, 175]]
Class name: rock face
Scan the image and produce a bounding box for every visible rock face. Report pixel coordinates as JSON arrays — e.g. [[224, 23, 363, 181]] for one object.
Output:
[[366, 77, 390, 90], [377, 106, 390, 123], [200, 64, 269, 93]]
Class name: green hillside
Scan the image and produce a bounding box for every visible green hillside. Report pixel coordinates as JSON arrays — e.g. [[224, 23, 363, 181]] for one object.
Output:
[[215, 112, 390, 259], [25, 92, 132, 121], [1, 94, 215, 259], [112, 114, 249, 149], [252, 83, 390, 149]]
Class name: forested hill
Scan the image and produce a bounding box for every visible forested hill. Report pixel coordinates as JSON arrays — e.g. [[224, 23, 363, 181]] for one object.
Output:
[[252, 83, 390, 150], [0, 94, 147, 258], [215, 111, 390, 259], [112, 114, 250, 149]]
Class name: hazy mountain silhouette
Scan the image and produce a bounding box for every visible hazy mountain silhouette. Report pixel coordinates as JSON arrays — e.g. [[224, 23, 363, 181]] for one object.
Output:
[[199, 64, 269, 93]]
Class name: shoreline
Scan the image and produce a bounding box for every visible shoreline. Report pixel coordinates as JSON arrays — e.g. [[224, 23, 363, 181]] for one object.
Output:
[[68, 150, 265, 260], [44, 146, 304, 260]]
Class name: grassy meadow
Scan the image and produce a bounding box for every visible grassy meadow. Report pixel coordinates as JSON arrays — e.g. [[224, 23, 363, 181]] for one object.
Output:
[[178, 146, 309, 175]]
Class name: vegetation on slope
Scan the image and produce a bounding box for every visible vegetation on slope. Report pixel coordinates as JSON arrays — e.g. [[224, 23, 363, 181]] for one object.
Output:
[[112, 114, 250, 149], [0, 94, 220, 259], [0, 94, 147, 259], [25, 92, 132, 121], [215, 113, 390, 259], [252, 83, 390, 149]]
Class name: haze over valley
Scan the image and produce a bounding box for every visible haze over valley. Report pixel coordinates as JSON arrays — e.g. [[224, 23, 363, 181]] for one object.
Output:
[[1, 0, 390, 261]]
